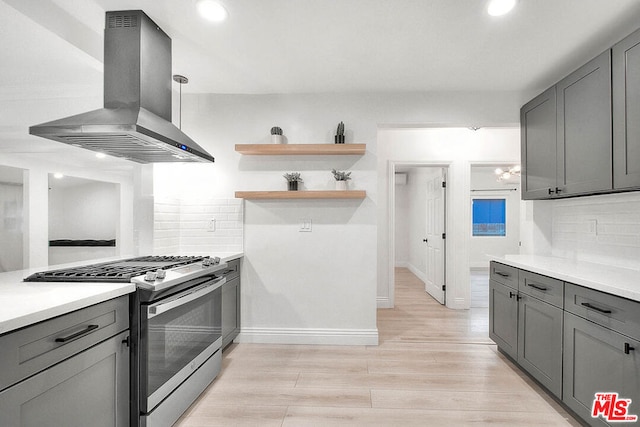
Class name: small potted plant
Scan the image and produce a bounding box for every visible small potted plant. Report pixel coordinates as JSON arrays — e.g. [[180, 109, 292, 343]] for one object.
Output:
[[271, 126, 284, 144], [335, 121, 345, 144], [331, 169, 351, 190], [283, 172, 303, 191]]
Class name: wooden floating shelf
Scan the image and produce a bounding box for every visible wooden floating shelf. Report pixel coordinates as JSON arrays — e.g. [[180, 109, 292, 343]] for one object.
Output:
[[235, 143, 366, 156], [235, 190, 367, 200]]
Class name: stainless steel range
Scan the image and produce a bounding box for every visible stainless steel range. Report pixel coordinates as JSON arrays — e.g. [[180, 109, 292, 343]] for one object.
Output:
[[25, 255, 228, 427]]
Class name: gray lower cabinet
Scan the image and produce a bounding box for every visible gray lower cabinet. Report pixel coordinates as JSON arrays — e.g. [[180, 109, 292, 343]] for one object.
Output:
[[517, 293, 563, 397], [222, 276, 241, 349], [563, 312, 640, 427], [0, 295, 130, 427], [489, 279, 518, 360], [222, 258, 241, 349], [0, 330, 130, 427], [613, 27, 640, 190]]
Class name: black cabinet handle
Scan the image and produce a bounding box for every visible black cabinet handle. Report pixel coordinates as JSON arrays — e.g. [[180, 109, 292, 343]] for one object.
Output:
[[581, 302, 612, 314], [495, 272, 510, 278], [423, 239, 428, 243], [548, 188, 555, 195], [625, 343, 635, 354], [527, 283, 548, 291], [55, 324, 99, 343], [509, 291, 516, 299]]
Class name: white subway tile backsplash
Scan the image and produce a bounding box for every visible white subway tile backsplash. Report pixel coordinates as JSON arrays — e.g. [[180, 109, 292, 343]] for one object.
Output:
[[153, 198, 243, 254], [551, 192, 640, 270]]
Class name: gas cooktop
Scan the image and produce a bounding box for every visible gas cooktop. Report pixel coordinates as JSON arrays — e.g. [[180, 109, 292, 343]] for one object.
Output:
[[24, 256, 211, 283]]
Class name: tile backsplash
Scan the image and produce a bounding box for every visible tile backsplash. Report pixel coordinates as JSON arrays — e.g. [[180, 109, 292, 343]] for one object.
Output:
[[552, 192, 640, 270], [154, 198, 243, 255]]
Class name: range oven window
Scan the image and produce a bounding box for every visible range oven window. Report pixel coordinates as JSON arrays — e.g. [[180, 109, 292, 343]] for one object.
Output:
[[141, 278, 222, 410]]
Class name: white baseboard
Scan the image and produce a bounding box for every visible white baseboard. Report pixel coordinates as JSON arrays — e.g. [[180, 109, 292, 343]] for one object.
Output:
[[407, 263, 427, 284], [236, 327, 379, 346], [395, 261, 409, 268], [377, 296, 393, 308]]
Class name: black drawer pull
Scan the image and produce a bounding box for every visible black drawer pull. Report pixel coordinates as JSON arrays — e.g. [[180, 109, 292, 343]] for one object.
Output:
[[527, 283, 548, 291], [625, 343, 635, 354], [581, 302, 612, 314], [509, 291, 516, 299], [495, 272, 510, 278], [55, 324, 99, 343]]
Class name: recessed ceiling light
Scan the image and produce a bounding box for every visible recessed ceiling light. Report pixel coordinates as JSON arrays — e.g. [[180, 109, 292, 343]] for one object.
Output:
[[196, 0, 228, 22], [487, 0, 517, 16], [53, 173, 64, 179], [95, 152, 106, 159]]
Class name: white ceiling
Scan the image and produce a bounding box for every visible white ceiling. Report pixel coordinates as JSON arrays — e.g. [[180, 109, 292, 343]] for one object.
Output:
[[2, 0, 640, 96]]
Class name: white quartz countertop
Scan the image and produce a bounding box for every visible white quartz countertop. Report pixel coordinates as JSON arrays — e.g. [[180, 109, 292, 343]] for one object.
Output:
[[490, 255, 640, 302], [0, 252, 244, 336]]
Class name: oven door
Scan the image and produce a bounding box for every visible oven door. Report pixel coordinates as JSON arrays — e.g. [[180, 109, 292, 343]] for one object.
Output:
[[140, 275, 225, 412]]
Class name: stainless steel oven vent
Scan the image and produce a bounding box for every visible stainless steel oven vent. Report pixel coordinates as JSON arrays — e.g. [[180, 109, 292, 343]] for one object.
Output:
[[29, 10, 214, 164]]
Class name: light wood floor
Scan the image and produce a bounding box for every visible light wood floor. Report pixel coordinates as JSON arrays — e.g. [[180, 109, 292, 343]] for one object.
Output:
[[175, 268, 581, 426]]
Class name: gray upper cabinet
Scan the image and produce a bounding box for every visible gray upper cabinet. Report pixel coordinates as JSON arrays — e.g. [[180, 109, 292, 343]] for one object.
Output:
[[556, 50, 612, 197], [613, 27, 640, 190], [521, 86, 557, 199]]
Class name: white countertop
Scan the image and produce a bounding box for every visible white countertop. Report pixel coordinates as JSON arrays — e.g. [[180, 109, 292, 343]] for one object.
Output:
[[0, 252, 244, 336], [490, 254, 640, 302]]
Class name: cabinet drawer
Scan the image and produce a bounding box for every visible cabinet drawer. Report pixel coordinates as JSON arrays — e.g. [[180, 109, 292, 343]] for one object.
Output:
[[519, 270, 564, 309], [490, 262, 518, 289], [222, 258, 240, 280], [0, 295, 129, 391], [565, 283, 640, 341]]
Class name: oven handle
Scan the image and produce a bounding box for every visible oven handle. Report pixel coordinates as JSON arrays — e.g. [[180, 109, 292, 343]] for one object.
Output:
[[147, 276, 226, 319]]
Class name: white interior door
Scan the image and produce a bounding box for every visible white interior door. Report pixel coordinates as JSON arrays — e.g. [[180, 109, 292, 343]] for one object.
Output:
[[424, 169, 446, 304]]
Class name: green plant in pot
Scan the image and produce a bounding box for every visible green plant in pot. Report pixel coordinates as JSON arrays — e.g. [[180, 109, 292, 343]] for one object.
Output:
[[271, 126, 284, 144], [331, 169, 351, 190], [283, 172, 303, 191], [335, 121, 345, 144]]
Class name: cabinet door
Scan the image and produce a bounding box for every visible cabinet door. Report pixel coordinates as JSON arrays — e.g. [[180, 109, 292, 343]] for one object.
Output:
[[557, 50, 613, 197], [613, 28, 640, 189], [0, 331, 129, 427], [517, 294, 563, 398], [521, 86, 558, 199], [489, 280, 518, 359], [222, 277, 240, 349], [563, 312, 640, 426]]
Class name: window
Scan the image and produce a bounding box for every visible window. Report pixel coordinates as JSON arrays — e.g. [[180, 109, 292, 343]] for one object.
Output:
[[472, 198, 506, 237]]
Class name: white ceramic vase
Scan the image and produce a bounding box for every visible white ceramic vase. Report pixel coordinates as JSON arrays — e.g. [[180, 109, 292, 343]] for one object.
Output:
[[335, 180, 348, 190]]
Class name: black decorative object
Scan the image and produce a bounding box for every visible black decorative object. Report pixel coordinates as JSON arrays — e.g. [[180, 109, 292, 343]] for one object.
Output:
[[283, 172, 303, 191], [288, 181, 298, 191], [335, 121, 345, 144]]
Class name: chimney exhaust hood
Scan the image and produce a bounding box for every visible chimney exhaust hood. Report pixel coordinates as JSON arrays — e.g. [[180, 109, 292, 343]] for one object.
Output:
[[29, 10, 214, 164]]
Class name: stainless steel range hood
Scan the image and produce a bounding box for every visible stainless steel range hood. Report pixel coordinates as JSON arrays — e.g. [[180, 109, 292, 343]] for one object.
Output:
[[29, 10, 214, 163]]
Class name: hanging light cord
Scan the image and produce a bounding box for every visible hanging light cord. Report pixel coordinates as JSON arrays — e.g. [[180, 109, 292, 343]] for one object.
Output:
[[172, 75, 189, 129]]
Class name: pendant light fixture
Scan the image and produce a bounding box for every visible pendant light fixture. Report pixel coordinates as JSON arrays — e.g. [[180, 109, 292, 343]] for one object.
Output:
[[173, 74, 188, 130], [487, 0, 517, 17]]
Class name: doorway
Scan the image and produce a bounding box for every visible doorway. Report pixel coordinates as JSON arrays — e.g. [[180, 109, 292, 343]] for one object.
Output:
[[469, 164, 521, 308], [393, 164, 447, 305]]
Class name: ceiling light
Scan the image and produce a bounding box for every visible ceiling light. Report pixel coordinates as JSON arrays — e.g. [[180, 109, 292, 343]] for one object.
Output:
[[196, 0, 228, 22], [495, 165, 521, 182], [95, 152, 106, 159], [487, 0, 517, 16], [53, 173, 64, 179]]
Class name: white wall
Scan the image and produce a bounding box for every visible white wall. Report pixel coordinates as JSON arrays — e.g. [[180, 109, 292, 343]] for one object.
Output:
[[48, 180, 118, 265], [0, 182, 23, 272], [378, 128, 521, 309], [394, 178, 409, 267], [469, 166, 521, 268]]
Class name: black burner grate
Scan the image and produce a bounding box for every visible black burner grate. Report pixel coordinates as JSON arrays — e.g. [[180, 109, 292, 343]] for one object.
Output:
[[24, 256, 207, 283]]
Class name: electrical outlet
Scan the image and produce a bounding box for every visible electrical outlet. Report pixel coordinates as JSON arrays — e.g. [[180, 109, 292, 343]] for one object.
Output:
[[300, 218, 312, 232], [207, 218, 216, 232]]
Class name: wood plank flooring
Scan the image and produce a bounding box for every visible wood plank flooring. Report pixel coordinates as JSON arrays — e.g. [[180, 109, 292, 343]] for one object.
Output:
[[175, 268, 581, 426]]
